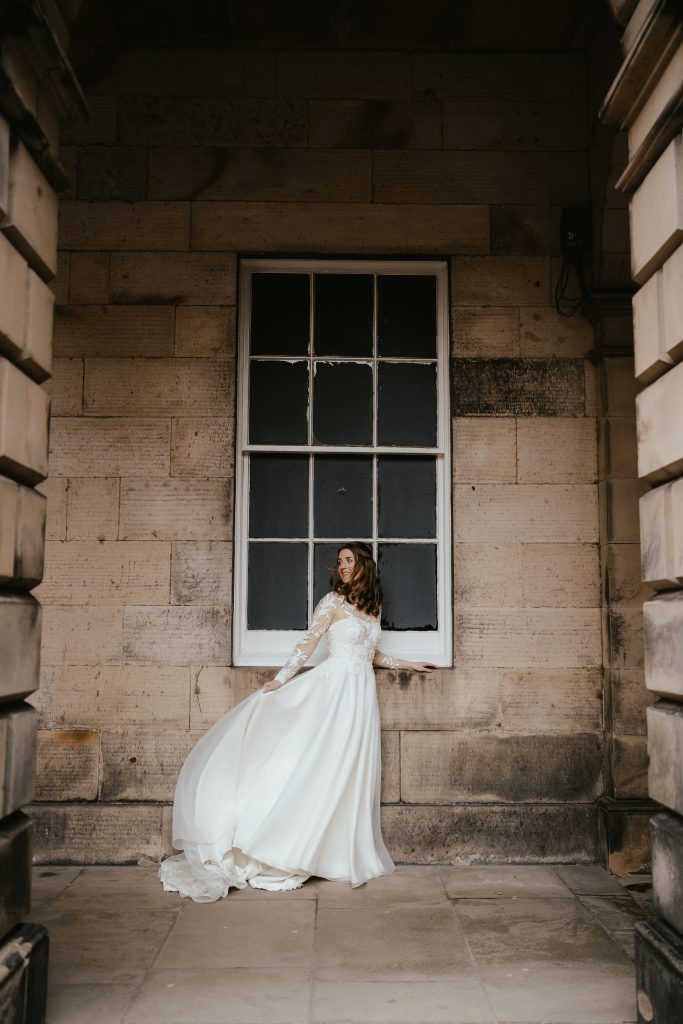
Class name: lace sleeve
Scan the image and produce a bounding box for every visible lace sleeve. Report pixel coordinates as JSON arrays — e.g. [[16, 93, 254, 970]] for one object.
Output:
[[372, 649, 400, 669], [274, 592, 342, 685]]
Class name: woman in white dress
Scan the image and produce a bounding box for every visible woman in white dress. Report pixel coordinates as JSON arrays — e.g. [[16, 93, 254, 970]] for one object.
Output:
[[158, 542, 436, 902]]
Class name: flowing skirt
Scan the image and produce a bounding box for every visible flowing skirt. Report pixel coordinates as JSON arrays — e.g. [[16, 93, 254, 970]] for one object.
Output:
[[158, 655, 395, 901]]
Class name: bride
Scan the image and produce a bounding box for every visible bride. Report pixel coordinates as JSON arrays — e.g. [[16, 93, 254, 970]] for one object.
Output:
[[158, 541, 437, 901]]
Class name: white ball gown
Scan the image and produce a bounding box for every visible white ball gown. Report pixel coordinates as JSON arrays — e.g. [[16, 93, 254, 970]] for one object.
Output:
[[158, 591, 398, 901]]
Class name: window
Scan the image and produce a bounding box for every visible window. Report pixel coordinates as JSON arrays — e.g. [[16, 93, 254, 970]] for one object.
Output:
[[233, 258, 452, 668]]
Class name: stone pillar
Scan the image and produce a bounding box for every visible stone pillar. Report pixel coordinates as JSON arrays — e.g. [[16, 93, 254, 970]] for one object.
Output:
[[602, 0, 683, 1017], [0, 2, 87, 1018]]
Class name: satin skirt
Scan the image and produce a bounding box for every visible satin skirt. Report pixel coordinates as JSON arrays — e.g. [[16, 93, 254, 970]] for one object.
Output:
[[158, 655, 395, 902]]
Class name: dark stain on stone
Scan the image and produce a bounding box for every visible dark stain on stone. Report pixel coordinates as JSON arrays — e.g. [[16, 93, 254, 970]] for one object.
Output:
[[352, 101, 408, 148], [452, 358, 585, 416]]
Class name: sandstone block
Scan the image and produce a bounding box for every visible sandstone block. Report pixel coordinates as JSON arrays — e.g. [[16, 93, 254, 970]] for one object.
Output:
[[381, 731, 399, 803], [457, 252, 549, 306], [400, 731, 602, 803], [190, 666, 265, 729], [45, 357, 83, 416], [640, 478, 683, 588], [499, 668, 602, 732], [662, 241, 683, 362], [0, 811, 31, 937], [61, 96, 117, 146], [170, 418, 234, 478], [451, 307, 519, 358], [452, 358, 584, 416], [100, 727, 200, 800], [171, 541, 232, 605], [66, 478, 119, 540], [644, 592, 683, 698], [651, 812, 683, 936], [521, 543, 600, 607], [443, 100, 586, 151], [123, 605, 231, 665], [454, 484, 598, 543], [374, 150, 548, 204], [49, 665, 191, 729], [149, 146, 372, 202], [606, 543, 652, 606], [77, 145, 148, 201], [517, 418, 597, 483], [0, 357, 49, 484], [455, 608, 602, 668], [0, 232, 27, 358], [612, 734, 649, 798], [610, 669, 653, 735], [608, 607, 644, 670], [36, 477, 67, 541], [110, 252, 236, 304], [602, 479, 648, 543], [175, 306, 236, 359], [35, 729, 99, 800], [520, 306, 594, 358], [453, 417, 516, 484], [630, 133, 683, 284], [85, 357, 233, 418], [59, 200, 190, 252], [120, 479, 231, 541], [490, 205, 559, 256], [37, 540, 170, 606], [454, 543, 522, 607], [55, 305, 175, 358], [190, 201, 489, 254], [19, 269, 54, 382], [0, 703, 37, 815], [632, 270, 672, 384], [41, 605, 123, 665], [14, 483, 45, 587], [377, 667, 500, 732], [0, 475, 17, 581], [636, 359, 683, 482], [309, 99, 441, 149], [600, 416, 638, 479], [584, 360, 598, 417], [49, 418, 170, 478], [604, 357, 639, 417], [278, 50, 409, 99], [411, 52, 543, 101], [3, 139, 58, 278], [647, 699, 683, 814], [0, 115, 8, 217], [28, 801, 165, 863], [629, 40, 683, 154], [68, 251, 109, 303]]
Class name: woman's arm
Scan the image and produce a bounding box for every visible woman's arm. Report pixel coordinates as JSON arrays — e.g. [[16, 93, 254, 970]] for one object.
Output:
[[261, 592, 342, 692], [372, 650, 438, 672]]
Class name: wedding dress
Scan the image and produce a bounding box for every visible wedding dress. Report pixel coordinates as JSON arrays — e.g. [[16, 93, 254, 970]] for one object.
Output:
[[158, 591, 398, 901]]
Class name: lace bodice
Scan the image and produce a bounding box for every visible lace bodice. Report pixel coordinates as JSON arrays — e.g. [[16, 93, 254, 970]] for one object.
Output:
[[274, 591, 399, 685]]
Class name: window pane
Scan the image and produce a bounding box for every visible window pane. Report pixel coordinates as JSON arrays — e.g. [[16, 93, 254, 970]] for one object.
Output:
[[314, 274, 373, 357], [250, 273, 309, 356], [313, 362, 373, 445], [249, 454, 309, 538], [249, 360, 308, 444], [314, 455, 372, 538], [379, 543, 437, 630], [377, 275, 437, 358], [247, 542, 308, 629], [378, 456, 436, 539], [378, 363, 437, 446], [313, 543, 342, 606]]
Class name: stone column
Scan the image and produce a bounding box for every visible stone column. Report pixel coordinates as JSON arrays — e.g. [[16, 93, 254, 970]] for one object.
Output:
[[602, 0, 683, 1017], [0, 2, 87, 1017]]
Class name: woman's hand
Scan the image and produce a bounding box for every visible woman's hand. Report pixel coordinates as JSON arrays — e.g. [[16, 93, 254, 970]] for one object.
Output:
[[261, 679, 283, 693], [408, 662, 438, 673]]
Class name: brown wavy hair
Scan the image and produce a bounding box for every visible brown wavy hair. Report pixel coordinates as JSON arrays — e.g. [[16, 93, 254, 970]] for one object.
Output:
[[329, 542, 382, 618]]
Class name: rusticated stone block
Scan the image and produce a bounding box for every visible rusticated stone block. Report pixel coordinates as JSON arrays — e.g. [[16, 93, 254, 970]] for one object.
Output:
[[607, 543, 651, 607], [27, 801, 165, 863], [120, 479, 231, 541], [99, 728, 200, 800], [37, 541, 171, 606], [400, 731, 602, 803], [374, 150, 548, 204], [612, 735, 649, 798], [644, 592, 683, 698], [662, 241, 683, 362], [377, 667, 499, 732], [59, 200, 190, 252], [519, 306, 594, 358], [175, 306, 235, 359], [45, 357, 83, 416], [454, 484, 599, 544], [19, 269, 54, 383], [451, 306, 519, 358], [77, 145, 148, 201], [636, 359, 683, 482], [456, 608, 602, 668], [4, 139, 58, 278], [124, 605, 231, 665], [66, 478, 119, 540], [0, 595, 40, 701], [170, 418, 234, 478], [309, 100, 441, 149], [49, 665, 191, 729], [517, 418, 597, 482], [35, 729, 99, 800], [651, 812, 683, 936], [0, 232, 27, 359], [632, 269, 673, 384], [110, 252, 236, 304], [40, 605, 123, 666], [0, 703, 37, 815], [0, 475, 17, 581], [0, 357, 49, 484], [381, 804, 597, 863], [0, 114, 8, 216], [640, 478, 683, 589], [171, 541, 232, 606], [452, 358, 584, 416], [647, 699, 683, 814], [14, 483, 45, 587], [55, 305, 175, 358], [0, 811, 32, 937], [630, 133, 683, 284], [49, 418, 170, 477], [499, 668, 602, 732]]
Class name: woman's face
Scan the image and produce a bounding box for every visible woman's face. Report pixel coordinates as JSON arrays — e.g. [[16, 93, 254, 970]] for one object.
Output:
[[337, 548, 356, 584]]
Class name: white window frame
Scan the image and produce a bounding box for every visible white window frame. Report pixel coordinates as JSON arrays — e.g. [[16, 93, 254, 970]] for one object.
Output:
[[232, 257, 452, 668]]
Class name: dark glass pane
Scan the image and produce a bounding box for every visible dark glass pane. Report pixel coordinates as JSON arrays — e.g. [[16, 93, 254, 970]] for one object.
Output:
[[379, 543, 437, 630], [249, 360, 308, 444], [247, 542, 308, 629], [377, 275, 437, 358], [249, 454, 309, 538], [250, 273, 309, 356], [313, 543, 342, 606], [314, 274, 373, 356], [314, 455, 372, 538], [378, 456, 436, 539], [378, 363, 437, 446], [313, 362, 372, 445]]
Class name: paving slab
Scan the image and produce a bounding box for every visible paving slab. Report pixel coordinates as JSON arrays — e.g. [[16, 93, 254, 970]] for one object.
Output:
[[439, 865, 572, 899], [311, 979, 495, 1023], [45, 983, 141, 1024], [317, 865, 448, 908], [53, 865, 182, 911], [482, 962, 637, 1023], [30, 865, 83, 911], [555, 865, 626, 896]]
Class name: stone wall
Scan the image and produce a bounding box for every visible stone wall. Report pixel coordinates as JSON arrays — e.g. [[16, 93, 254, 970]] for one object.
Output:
[[26, 26, 638, 864]]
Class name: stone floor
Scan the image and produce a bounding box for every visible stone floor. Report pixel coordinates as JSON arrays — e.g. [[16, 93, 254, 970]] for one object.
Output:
[[30, 863, 652, 1024]]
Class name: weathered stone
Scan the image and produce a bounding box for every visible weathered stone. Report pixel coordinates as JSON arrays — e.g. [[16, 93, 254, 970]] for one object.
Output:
[[99, 728, 200, 800], [610, 669, 654, 735], [636, 359, 683, 482], [191, 201, 489, 254], [651, 812, 683, 936], [120, 479, 231, 541], [4, 139, 58, 278], [0, 357, 49, 484], [0, 595, 41, 700], [377, 667, 499, 731], [632, 268, 673, 384], [40, 605, 123, 666], [19, 269, 54, 383], [454, 484, 598, 543], [444, 100, 586, 151], [606, 543, 651, 609], [66, 478, 119, 540], [455, 608, 602, 668], [662, 241, 683, 362], [0, 475, 17, 581], [190, 667, 264, 729], [517, 418, 597, 482], [630, 133, 683, 284], [37, 541, 170, 606], [644, 592, 683, 698], [14, 483, 45, 587], [412, 52, 544, 101], [612, 735, 649, 798], [400, 731, 602, 803], [635, 920, 683, 1024], [110, 252, 236, 304], [55, 305, 175, 358], [36, 477, 66, 541], [27, 801, 165, 863], [604, 357, 639, 417], [0, 703, 37, 815], [0, 114, 8, 217], [124, 606, 231, 665], [278, 51, 410, 99], [453, 417, 516, 483], [600, 416, 638, 479], [61, 96, 117, 146], [0, 233, 27, 358], [490, 205, 559, 256], [451, 306, 519, 357], [170, 418, 234, 477], [59, 200, 190, 252], [607, 607, 644, 670], [454, 543, 522, 606], [77, 146, 148, 201], [499, 668, 602, 732], [640, 478, 683, 588], [0, 812, 32, 936], [171, 541, 232, 605], [45, 357, 83, 416], [452, 359, 584, 416], [520, 306, 594, 358], [647, 699, 683, 814], [381, 731, 400, 802], [49, 418, 170, 478], [68, 251, 109, 303], [521, 543, 600, 607], [49, 666, 191, 729], [374, 151, 548, 204], [309, 99, 441, 148], [175, 306, 235, 359], [602, 479, 648, 543], [628, 37, 683, 150], [35, 729, 99, 800]]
